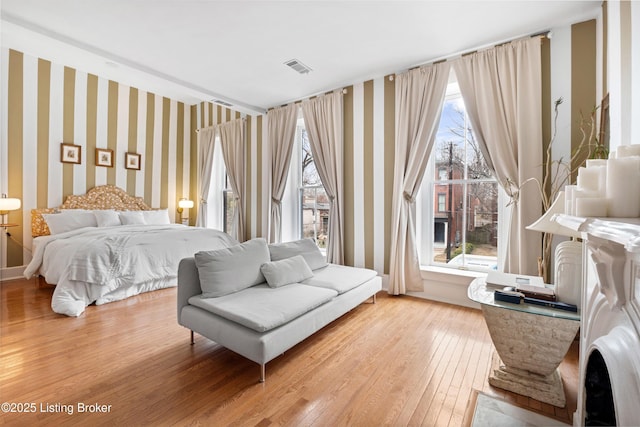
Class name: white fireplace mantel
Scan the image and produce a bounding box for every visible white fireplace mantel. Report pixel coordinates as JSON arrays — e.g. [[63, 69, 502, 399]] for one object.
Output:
[[553, 214, 640, 426], [554, 214, 640, 252]]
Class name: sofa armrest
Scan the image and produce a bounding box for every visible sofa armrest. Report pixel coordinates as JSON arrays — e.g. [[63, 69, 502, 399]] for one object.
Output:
[[177, 257, 201, 326]]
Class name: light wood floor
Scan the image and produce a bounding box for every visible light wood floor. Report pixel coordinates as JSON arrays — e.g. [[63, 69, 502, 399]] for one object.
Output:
[[0, 278, 578, 426]]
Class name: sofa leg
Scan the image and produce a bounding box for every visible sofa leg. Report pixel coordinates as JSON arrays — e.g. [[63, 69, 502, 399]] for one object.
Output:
[[373, 293, 377, 304], [259, 364, 265, 383], [190, 330, 194, 345]]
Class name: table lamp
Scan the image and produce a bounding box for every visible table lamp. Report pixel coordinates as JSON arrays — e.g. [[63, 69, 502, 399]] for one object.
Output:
[[0, 194, 21, 228], [177, 198, 194, 225]]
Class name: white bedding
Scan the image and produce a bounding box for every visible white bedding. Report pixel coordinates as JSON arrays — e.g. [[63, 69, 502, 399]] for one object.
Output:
[[24, 224, 238, 317]]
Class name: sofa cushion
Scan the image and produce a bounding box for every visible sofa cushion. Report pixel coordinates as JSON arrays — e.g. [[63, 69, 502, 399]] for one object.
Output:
[[188, 284, 338, 332], [268, 238, 328, 270], [195, 238, 270, 298], [260, 255, 314, 288], [302, 264, 378, 294]]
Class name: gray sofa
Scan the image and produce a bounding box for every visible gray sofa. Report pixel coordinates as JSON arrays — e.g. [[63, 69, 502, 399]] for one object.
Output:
[[177, 238, 382, 382]]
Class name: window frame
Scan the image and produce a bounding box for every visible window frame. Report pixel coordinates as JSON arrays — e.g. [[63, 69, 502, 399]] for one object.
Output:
[[297, 121, 328, 252], [417, 78, 505, 273]]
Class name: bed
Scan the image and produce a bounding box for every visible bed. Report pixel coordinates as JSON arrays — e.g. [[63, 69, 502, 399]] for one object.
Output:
[[23, 185, 238, 317]]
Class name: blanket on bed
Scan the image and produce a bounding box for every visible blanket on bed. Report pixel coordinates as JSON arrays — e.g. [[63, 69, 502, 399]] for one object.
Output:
[[24, 225, 238, 317]]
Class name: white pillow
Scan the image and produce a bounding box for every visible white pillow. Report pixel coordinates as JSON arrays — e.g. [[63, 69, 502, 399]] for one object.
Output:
[[93, 210, 121, 227], [195, 238, 270, 298], [119, 211, 146, 225], [268, 238, 328, 270], [142, 209, 171, 225], [42, 211, 98, 235], [260, 255, 314, 288]]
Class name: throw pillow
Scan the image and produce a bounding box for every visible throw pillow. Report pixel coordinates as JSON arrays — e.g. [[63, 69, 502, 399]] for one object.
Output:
[[268, 238, 328, 270], [42, 211, 98, 235], [195, 238, 270, 298], [142, 209, 171, 225], [119, 211, 146, 225], [93, 210, 121, 227], [260, 255, 314, 288]]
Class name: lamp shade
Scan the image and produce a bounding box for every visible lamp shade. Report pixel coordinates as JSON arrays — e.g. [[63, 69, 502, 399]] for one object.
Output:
[[178, 199, 194, 209], [0, 197, 21, 212], [526, 191, 582, 238]]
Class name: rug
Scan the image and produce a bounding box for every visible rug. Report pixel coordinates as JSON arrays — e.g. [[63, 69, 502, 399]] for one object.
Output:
[[463, 390, 570, 427]]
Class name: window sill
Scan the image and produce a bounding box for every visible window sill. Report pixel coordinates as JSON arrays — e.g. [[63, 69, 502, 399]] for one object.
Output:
[[405, 265, 487, 309], [419, 265, 486, 284]]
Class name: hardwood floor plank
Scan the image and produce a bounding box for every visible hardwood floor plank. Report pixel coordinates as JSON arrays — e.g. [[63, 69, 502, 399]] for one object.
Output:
[[0, 278, 578, 426]]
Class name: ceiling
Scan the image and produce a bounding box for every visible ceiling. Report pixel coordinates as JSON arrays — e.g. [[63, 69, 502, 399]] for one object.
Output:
[[1, 1, 601, 114]]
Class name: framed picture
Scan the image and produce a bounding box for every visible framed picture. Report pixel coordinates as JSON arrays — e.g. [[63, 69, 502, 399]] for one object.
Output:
[[125, 152, 141, 170], [60, 143, 81, 164], [95, 148, 114, 167]]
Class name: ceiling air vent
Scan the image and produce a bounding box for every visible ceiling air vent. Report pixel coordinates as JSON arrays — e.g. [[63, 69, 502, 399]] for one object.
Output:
[[284, 59, 312, 74], [212, 99, 233, 107]]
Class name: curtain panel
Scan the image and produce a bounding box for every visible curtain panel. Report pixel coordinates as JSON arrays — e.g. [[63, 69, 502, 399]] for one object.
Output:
[[218, 118, 246, 242], [195, 127, 216, 228], [267, 104, 299, 243], [453, 37, 542, 276], [388, 62, 451, 295], [301, 91, 344, 265]]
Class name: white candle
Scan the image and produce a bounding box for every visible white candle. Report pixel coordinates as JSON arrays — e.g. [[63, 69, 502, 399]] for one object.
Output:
[[577, 166, 604, 193], [606, 157, 640, 217], [616, 144, 640, 157], [565, 185, 577, 216], [575, 197, 608, 217]]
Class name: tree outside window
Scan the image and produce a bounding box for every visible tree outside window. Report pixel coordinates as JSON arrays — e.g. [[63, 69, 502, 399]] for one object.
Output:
[[428, 86, 498, 271], [299, 127, 329, 249]]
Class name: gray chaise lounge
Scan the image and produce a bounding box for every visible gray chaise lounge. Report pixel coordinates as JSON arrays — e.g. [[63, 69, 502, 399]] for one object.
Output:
[[177, 238, 382, 382]]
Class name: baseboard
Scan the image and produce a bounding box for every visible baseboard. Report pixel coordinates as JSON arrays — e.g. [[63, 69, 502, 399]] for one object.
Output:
[[0, 265, 26, 282]]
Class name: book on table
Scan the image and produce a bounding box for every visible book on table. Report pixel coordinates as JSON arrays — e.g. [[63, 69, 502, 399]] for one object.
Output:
[[486, 271, 556, 301]]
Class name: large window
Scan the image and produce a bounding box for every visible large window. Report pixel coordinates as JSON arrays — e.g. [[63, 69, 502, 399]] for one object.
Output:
[[298, 124, 329, 250], [204, 136, 227, 230], [223, 174, 234, 234], [419, 79, 499, 272]]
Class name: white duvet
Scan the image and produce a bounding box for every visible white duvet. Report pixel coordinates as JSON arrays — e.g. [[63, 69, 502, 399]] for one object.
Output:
[[24, 224, 238, 317]]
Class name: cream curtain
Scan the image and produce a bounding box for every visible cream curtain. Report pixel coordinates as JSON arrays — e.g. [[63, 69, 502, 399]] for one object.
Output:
[[388, 62, 451, 295], [301, 91, 344, 264], [195, 127, 216, 228], [218, 119, 246, 242], [267, 104, 299, 243], [454, 37, 542, 275]]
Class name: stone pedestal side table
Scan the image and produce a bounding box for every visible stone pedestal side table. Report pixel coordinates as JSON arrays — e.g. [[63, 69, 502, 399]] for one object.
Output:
[[468, 277, 580, 407]]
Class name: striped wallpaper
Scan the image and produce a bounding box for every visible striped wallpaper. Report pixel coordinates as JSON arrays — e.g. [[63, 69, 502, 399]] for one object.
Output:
[[1, 15, 605, 281], [0, 48, 250, 268], [343, 77, 395, 274]]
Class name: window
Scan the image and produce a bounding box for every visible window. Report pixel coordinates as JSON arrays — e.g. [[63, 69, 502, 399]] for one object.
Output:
[[299, 124, 329, 250], [419, 78, 499, 272], [437, 193, 446, 212], [205, 136, 227, 230], [223, 174, 234, 234]]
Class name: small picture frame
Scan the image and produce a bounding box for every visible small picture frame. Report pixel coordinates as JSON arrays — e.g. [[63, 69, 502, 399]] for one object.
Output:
[[125, 152, 141, 170], [61, 143, 81, 164], [95, 148, 114, 167]]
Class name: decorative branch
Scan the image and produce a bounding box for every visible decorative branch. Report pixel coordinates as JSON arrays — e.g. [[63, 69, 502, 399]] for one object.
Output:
[[507, 97, 602, 282]]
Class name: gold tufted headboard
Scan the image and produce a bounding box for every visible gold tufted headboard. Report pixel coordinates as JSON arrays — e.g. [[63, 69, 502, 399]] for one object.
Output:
[[31, 185, 152, 237]]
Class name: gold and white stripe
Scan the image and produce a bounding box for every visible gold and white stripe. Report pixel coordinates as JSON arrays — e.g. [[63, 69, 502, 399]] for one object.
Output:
[[1, 48, 206, 268]]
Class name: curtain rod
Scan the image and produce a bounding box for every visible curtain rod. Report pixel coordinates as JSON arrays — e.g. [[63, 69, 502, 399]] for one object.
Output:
[[403, 30, 550, 73], [267, 88, 348, 112], [195, 117, 246, 132]]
